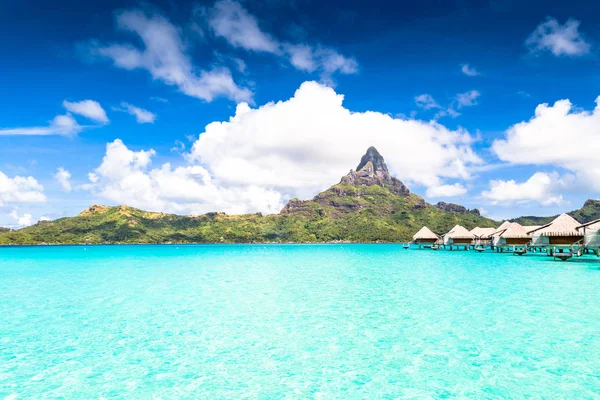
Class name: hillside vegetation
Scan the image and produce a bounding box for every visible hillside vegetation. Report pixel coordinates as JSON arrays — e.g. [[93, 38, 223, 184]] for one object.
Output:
[[0, 147, 498, 245], [511, 199, 600, 226]]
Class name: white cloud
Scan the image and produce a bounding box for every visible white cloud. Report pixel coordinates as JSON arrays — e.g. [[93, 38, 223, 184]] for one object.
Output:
[[208, 0, 280, 53], [481, 172, 564, 206], [285, 45, 358, 84], [84, 82, 482, 215], [0, 171, 46, 206], [91, 9, 251, 102], [0, 99, 109, 136], [188, 81, 481, 205], [0, 114, 82, 136], [86, 139, 284, 215], [461, 64, 480, 76], [455, 90, 480, 108], [54, 168, 72, 192], [63, 100, 109, 124], [285, 44, 315, 71], [9, 210, 35, 227], [415, 91, 480, 119], [114, 102, 156, 124], [171, 140, 186, 153], [426, 183, 467, 198], [40, 216, 51, 222], [492, 97, 600, 190], [526, 18, 590, 56], [415, 94, 440, 110], [206, 0, 357, 82]]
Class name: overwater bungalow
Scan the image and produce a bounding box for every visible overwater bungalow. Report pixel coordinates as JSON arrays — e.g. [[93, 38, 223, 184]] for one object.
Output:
[[492, 222, 532, 252], [490, 221, 512, 248], [576, 219, 600, 255], [412, 226, 440, 249], [529, 214, 584, 255], [443, 225, 475, 250], [470, 227, 496, 248]]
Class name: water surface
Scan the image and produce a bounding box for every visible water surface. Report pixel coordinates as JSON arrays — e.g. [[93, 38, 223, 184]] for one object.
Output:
[[1, 245, 600, 398]]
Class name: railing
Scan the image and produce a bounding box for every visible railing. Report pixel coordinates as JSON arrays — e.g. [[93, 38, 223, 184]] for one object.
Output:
[[570, 239, 585, 257]]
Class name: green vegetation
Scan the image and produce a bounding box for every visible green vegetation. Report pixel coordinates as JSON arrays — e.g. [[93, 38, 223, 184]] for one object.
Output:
[[13, 146, 593, 246], [511, 199, 600, 226], [0, 180, 496, 245]]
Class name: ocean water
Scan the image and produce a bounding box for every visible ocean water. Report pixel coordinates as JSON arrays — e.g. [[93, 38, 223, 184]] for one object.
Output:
[[1, 245, 600, 399]]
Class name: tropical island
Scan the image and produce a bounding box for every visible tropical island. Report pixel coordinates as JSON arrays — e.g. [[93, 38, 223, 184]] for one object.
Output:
[[1, 147, 599, 245]]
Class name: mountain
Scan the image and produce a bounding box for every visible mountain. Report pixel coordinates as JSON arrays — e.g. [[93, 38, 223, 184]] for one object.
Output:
[[0, 147, 497, 245], [511, 199, 600, 226]]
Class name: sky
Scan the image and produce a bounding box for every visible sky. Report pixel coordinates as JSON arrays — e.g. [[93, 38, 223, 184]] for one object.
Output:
[[2, 0, 600, 228]]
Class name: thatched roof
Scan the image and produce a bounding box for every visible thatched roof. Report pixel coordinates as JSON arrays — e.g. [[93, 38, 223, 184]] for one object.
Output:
[[470, 227, 496, 238], [413, 226, 439, 240], [498, 223, 531, 239], [530, 214, 582, 237], [446, 225, 475, 239], [492, 221, 512, 236], [577, 218, 600, 232], [523, 225, 541, 232]]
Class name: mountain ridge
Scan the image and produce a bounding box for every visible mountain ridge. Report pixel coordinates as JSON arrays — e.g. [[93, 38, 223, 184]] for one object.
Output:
[[2, 146, 589, 245], [510, 199, 600, 226]]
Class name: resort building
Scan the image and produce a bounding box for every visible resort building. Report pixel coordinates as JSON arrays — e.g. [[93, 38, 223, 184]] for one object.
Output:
[[492, 222, 532, 251], [490, 221, 512, 248], [443, 225, 475, 250], [529, 214, 584, 254], [412, 226, 440, 249], [470, 227, 496, 248], [576, 219, 600, 255]]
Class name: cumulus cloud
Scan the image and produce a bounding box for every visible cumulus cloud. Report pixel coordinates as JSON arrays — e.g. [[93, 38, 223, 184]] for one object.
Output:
[[114, 102, 156, 124], [426, 183, 467, 198], [461, 64, 480, 76], [54, 168, 72, 192], [492, 97, 600, 190], [481, 172, 564, 206], [188, 81, 481, 203], [9, 210, 35, 227], [63, 100, 109, 124], [83, 82, 482, 215], [206, 0, 357, 82], [526, 18, 590, 56], [85, 139, 284, 214], [0, 172, 46, 206], [90, 9, 251, 102], [0, 114, 82, 136]]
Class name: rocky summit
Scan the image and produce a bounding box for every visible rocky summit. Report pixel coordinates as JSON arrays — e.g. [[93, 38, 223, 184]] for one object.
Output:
[[435, 202, 480, 216], [340, 146, 411, 196]]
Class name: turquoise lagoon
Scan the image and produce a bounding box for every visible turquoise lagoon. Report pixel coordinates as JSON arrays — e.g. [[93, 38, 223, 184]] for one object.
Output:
[[1, 244, 600, 398]]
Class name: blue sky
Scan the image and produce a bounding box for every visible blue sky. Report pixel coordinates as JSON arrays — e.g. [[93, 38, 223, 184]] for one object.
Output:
[[2, 0, 600, 227]]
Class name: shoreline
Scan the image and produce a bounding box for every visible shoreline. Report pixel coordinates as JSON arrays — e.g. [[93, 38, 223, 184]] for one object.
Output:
[[0, 241, 407, 247]]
